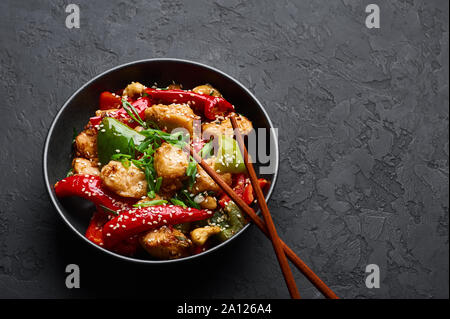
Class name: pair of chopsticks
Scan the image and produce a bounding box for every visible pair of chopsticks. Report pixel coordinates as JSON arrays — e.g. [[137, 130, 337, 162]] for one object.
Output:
[[188, 114, 338, 299]]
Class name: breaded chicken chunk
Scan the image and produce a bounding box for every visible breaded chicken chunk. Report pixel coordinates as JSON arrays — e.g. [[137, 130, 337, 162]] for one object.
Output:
[[145, 103, 199, 135], [202, 114, 253, 140], [123, 81, 146, 99], [75, 128, 98, 160], [100, 161, 147, 198], [140, 226, 192, 259], [72, 158, 100, 176], [154, 142, 189, 192], [192, 84, 222, 97], [191, 157, 232, 194]]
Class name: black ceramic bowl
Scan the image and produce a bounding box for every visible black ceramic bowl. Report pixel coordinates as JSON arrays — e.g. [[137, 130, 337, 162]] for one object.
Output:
[[43, 58, 279, 264]]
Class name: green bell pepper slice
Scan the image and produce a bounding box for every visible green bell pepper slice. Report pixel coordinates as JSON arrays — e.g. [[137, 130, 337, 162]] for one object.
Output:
[[212, 202, 247, 242], [97, 117, 145, 166], [214, 135, 246, 173]]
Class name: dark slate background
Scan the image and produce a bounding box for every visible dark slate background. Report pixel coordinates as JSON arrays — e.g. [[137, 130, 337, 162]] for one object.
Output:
[[0, 0, 448, 299]]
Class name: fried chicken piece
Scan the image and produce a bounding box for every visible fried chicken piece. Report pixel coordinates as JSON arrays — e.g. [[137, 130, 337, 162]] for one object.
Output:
[[100, 161, 147, 198], [145, 103, 199, 135], [140, 226, 192, 259], [192, 84, 222, 97], [154, 142, 189, 192], [191, 157, 232, 194], [202, 114, 253, 140], [123, 81, 146, 99], [75, 128, 98, 159], [72, 158, 100, 176]]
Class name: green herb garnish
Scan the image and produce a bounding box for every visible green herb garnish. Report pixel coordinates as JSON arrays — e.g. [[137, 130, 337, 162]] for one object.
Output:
[[99, 205, 119, 216], [121, 99, 146, 127], [200, 140, 214, 158], [140, 128, 188, 149], [180, 189, 201, 209], [66, 168, 74, 177], [133, 199, 168, 207], [170, 198, 187, 208], [111, 153, 132, 160], [155, 176, 163, 193], [186, 156, 197, 188], [110, 153, 132, 169], [72, 128, 78, 144]]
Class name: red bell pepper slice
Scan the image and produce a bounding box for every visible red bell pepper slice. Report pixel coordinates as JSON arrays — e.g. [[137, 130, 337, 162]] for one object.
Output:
[[219, 176, 270, 207], [218, 173, 247, 207], [113, 235, 140, 256], [243, 183, 255, 205], [89, 97, 150, 128], [86, 210, 108, 246], [54, 175, 134, 212], [144, 88, 234, 120], [86, 210, 140, 256], [242, 179, 270, 205], [99, 91, 122, 110], [203, 96, 234, 120], [102, 205, 214, 248], [193, 243, 209, 255]]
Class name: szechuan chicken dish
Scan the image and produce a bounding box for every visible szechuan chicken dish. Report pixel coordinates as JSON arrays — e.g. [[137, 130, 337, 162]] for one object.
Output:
[[54, 81, 269, 259]]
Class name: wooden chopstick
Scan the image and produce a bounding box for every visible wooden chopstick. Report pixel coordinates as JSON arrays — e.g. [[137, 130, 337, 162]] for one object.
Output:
[[189, 144, 338, 298], [187, 116, 338, 299], [189, 148, 298, 299], [228, 116, 301, 298], [229, 114, 339, 299]]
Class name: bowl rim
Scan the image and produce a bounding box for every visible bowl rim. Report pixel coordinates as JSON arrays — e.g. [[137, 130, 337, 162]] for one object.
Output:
[[43, 58, 279, 264]]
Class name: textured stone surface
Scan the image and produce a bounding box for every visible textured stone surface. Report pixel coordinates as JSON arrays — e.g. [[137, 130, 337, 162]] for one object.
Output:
[[0, 0, 448, 298]]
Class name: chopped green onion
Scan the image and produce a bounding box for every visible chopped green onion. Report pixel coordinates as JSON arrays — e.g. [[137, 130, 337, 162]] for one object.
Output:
[[66, 168, 74, 177], [186, 157, 197, 188], [180, 189, 201, 209], [128, 137, 136, 155], [133, 199, 168, 207], [121, 99, 146, 127], [136, 139, 152, 153], [170, 198, 187, 208], [155, 176, 163, 193], [99, 205, 119, 216], [122, 158, 130, 169], [146, 120, 160, 130], [72, 128, 78, 144], [111, 153, 132, 160], [200, 140, 214, 158]]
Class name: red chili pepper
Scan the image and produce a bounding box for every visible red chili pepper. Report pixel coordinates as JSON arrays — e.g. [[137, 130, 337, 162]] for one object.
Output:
[[99, 91, 122, 110], [257, 178, 270, 190], [86, 210, 140, 256], [192, 138, 205, 154], [102, 205, 214, 248], [112, 234, 140, 256], [242, 183, 254, 205], [193, 244, 208, 255], [219, 176, 270, 207], [54, 175, 134, 212], [218, 173, 247, 207], [86, 210, 108, 246], [89, 97, 150, 128], [144, 88, 234, 120]]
